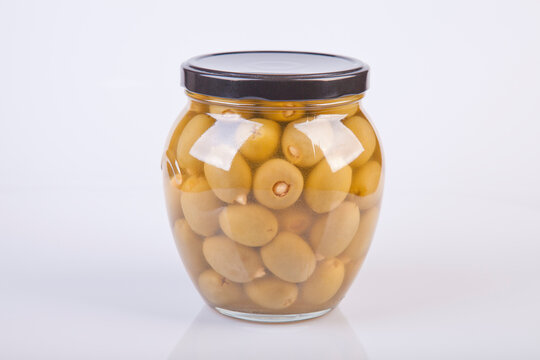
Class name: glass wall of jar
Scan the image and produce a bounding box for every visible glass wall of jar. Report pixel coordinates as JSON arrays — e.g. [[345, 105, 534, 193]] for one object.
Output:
[[162, 52, 383, 322]]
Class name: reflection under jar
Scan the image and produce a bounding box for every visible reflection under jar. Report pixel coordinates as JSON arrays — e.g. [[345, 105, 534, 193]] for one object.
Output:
[[168, 307, 368, 360]]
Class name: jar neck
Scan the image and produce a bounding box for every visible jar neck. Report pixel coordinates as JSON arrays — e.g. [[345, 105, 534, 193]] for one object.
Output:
[[186, 91, 364, 111]]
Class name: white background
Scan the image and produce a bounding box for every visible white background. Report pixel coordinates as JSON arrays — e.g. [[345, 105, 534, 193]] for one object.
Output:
[[1, 0, 539, 359]]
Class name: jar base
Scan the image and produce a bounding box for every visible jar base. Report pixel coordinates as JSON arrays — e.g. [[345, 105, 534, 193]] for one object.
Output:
[[214, 307, 333, 323]]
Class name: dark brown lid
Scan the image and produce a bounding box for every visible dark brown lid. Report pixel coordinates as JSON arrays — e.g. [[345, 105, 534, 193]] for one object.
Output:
[[181, 51, 369, 101]]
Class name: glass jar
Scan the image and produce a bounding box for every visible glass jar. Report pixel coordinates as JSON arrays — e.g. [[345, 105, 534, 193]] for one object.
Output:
[[162, 52, 384, 322]]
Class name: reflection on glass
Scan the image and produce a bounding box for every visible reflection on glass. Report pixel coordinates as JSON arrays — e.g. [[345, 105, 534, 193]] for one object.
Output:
[[190, 114, 262, 171], [168, 307, 368, 360], [294, 115, 364, 172]]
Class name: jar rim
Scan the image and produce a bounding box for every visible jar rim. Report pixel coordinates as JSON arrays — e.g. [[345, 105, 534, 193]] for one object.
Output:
[[182, 51, 369, 101], [186, 91, 364, 111]]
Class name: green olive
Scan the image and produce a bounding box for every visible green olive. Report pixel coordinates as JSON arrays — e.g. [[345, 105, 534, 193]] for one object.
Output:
[[281, 119, 324, 167], [340, 206, 380, 262], [244, 276, 298, 309], [301, 258, 345, 305], [209, 104, 253, 119], [164, 111, 197, 173], [372, 142, 383, 163], [253, 159, 303, 210], [354, 190, 383, 210], [197, 269, 243, 306], [335, 258, 364, 304], [176, 114, 215, 175], [350, 160, 382, 196], [181, 176, 222, 236], [219, 203, 278, 247], [204, 154, 252, 205], [349, 160, 383, 210], [170, 173, 183, 189], [309, 201, 360, 258], [239, 118, 281, 162], [276, 204, 314, 235], [304, 159, 352, 213], [260, 101, 305, 122], [172, 219, 207, 279], [189, 100, 208, 114], [314, 102, 359, 118], [163, 173, 184, 225], [202, 235, 265, 283], [261, 232, 316, 283], [343, 116, 377, 167]]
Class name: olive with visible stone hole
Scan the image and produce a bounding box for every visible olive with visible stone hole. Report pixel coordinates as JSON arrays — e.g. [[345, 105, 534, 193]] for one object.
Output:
[[253, 159, 303, 210], [261, 101, 305, 122], [281, 119, 324, 167]]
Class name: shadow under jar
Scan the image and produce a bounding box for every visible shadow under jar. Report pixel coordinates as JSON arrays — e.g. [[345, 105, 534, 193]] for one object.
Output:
[[162, 51, 384, 323]]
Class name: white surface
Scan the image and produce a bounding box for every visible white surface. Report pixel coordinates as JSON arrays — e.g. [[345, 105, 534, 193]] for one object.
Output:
[[1, 0, 540, 359]]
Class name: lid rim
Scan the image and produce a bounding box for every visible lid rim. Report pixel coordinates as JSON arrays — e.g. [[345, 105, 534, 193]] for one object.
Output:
[[181, 51, 369, 101], [183, 64, 368, 80]]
